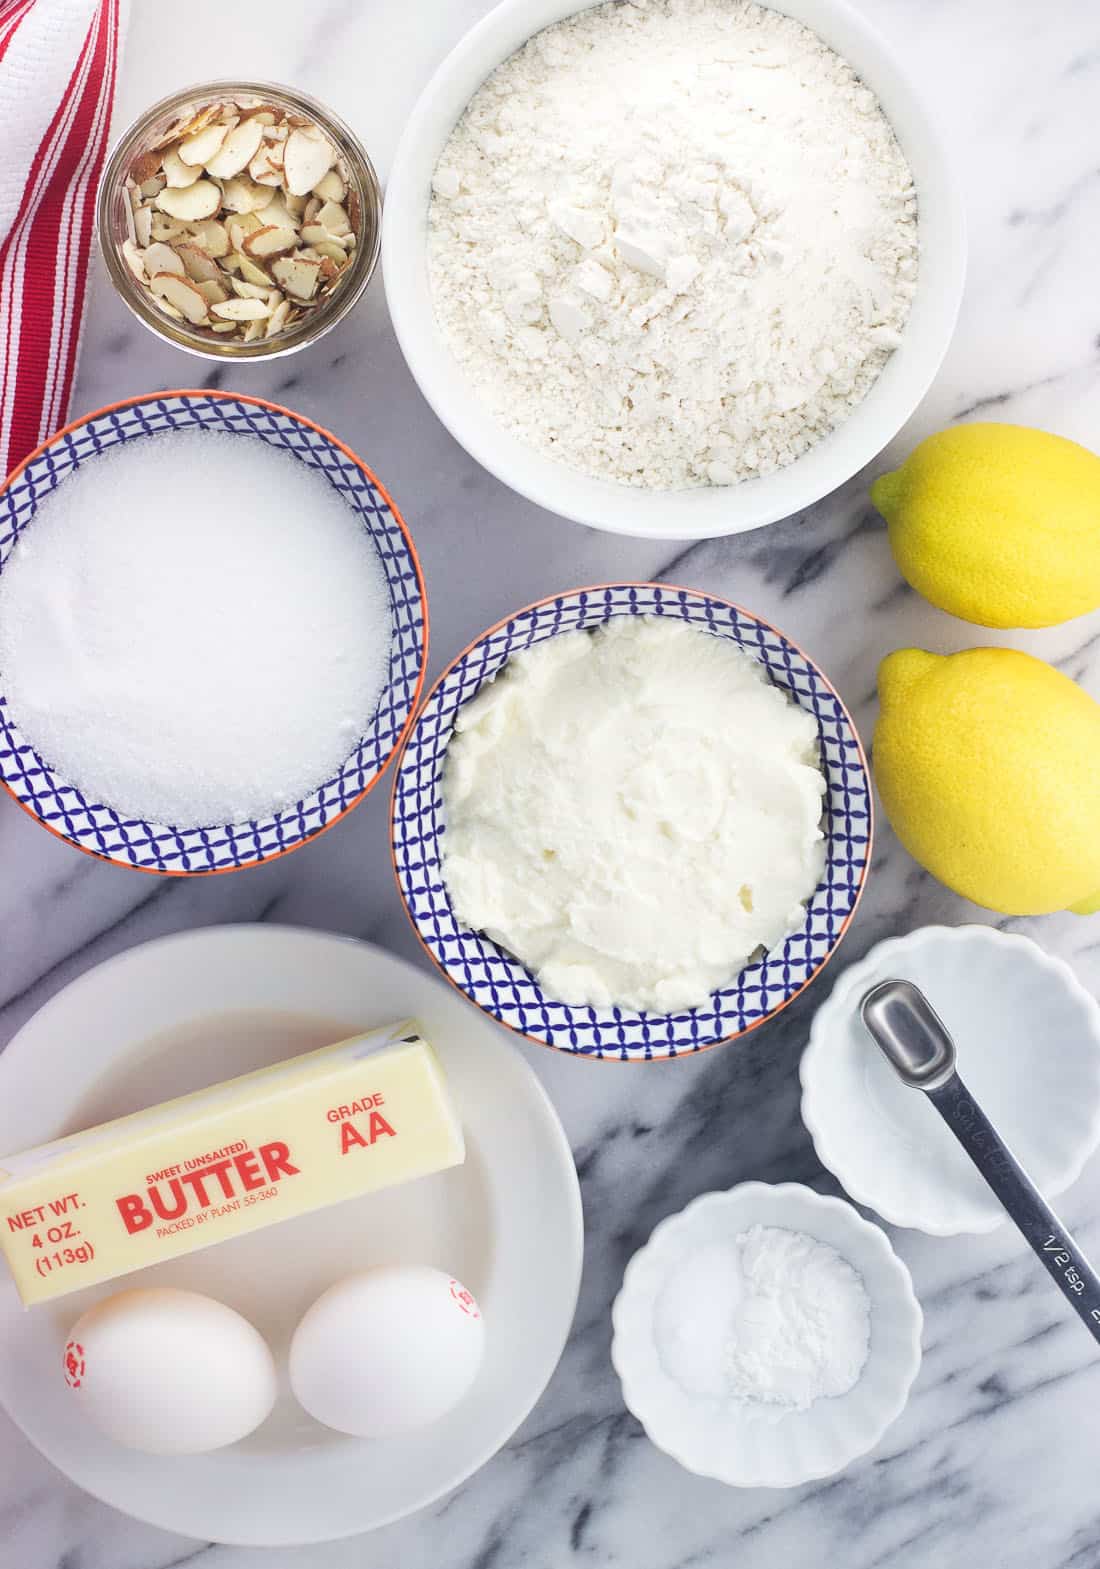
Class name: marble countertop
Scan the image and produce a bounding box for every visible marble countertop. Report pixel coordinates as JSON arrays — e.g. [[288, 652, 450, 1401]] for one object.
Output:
[[4, 0, 1100, 1564]]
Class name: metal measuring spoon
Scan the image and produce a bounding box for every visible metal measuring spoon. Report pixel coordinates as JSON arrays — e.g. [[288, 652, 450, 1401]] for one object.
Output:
[[860, 977, 1100, 1347]]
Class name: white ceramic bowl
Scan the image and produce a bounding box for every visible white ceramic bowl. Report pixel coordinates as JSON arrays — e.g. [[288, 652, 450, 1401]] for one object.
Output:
[[611, 1183, 921, 1488], [800, 926, 1100, 1236], [382, 0, 966, 539]]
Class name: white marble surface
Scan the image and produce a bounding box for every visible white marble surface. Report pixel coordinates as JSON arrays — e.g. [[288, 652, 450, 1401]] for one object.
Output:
[[3, 0, 1100, 1563]]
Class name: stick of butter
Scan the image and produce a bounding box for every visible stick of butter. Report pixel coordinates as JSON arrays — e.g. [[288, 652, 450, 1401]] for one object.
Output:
[[0, 1021, 463, 1307]]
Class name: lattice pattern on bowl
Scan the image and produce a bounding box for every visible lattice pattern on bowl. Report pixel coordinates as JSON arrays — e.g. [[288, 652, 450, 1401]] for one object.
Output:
[[0, 392, 427, 875], [391, 583, 871, 1060]]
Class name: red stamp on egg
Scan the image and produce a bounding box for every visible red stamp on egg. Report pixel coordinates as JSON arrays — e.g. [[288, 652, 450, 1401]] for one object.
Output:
[[63, 1340, 85, 1389], [449, 1280, 479, 1319]]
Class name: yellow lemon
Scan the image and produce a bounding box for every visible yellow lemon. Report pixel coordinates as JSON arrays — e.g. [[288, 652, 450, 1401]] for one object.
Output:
[[874, 647, 1100, 915], [871, 423, 1100, 628]]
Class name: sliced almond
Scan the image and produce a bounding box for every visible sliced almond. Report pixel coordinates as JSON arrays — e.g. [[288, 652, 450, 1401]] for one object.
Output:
[[313, 167, 346, 203], [225, 212, 263, 251], [237, 253, 272, 288], [283, 129, 336, 196], [312, 238, 349, 266], [243, 318, 267, 343], [318, 255, 340, 282], [174, 241, 221, 284], [257, 192, 299, 231], [148, 115, 191, 153], [150, 271, 209, 323], [155, 180, 221, 221], [209, 321, 237, 333], [266, 298, 292, 337], [283, 191, 307, 219], [195, 277, 230, 305], [231, 277, 274, 301], [157, 101, 221, 148], [150, 213, 187, 242], [211, 297, 271, 321], [204, 117, 265, 179], [178, 117, 234, 167], [140, 174, 166, 199], [243, 109, 277, 127], [299, 223, 330, 246], [243, 225, 298, 260], [271, 254, 321, 301], [303, 195, 322, 224], [121, 239, 146, 281], [133, 204, 153, 247], [142, 241, 185, 276], [220, 176, 275, 215], [315, 199, 349, 235], [153, 296, 185, 321], [221, 251, 242, 274], [162, 145, 201, 189], [248, 145, 284, 185], [130, 149, 162, 185], [186, 216, 229, 257]]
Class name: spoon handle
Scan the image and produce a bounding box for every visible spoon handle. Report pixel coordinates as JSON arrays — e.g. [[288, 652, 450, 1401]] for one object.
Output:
[[929, 1071, 1100, 1346]]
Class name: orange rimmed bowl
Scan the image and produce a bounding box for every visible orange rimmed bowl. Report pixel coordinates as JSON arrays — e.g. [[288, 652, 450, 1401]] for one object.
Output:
[[390, 583, 871, 1062], [0, 391, 427, 875]]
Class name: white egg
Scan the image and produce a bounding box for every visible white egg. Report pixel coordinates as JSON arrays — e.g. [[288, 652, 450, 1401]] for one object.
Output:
[[289, 1265, 485, 1438], [64, 1287, 277, 1454]]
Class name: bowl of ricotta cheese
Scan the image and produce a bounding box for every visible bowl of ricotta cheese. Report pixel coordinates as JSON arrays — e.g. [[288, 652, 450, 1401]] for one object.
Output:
[[390, 583, 871, 1061], [382, 0, 965, 538]]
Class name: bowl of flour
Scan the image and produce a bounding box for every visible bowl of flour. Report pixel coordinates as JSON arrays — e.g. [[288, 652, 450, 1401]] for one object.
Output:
[[383, 0, 965, 538], [390, 582, 872, 1061]]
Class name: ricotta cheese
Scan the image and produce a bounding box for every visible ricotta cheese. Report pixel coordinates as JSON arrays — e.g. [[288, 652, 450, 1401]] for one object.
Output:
[[441, 617, 826, 1013]]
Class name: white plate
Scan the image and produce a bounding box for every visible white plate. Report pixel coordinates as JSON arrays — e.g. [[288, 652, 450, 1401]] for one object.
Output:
[[800, 925, 1100, 1234], [0, 926, 583, 1545]]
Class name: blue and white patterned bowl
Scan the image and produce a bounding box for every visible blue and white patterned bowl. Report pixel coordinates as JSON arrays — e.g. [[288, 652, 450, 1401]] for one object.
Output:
[[0, 391, 427, 875], [391, 583, 872, 1062]]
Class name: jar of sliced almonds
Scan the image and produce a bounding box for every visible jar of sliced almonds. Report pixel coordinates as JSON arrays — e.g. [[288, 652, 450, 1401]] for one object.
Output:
[[98, 81, 381, 359]]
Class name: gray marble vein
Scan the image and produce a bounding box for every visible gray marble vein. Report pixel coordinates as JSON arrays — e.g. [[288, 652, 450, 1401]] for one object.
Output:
[[3, 0, 1100, 1564]]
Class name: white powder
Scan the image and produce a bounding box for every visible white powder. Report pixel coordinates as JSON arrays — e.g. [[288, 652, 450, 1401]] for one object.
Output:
[[442, 617, 825, 1013], [0, 431, 393, 828], [428, 0, 918, 489], [653, 1226, 870, 1410]]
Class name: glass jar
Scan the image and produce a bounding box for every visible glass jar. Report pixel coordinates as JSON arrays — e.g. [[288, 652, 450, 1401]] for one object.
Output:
[[97, 80, 381, 361]]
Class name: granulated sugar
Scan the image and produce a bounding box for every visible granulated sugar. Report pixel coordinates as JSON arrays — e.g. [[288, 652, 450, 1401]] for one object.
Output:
[[0, 430, 392, 828], [428, 0, 918, 489]]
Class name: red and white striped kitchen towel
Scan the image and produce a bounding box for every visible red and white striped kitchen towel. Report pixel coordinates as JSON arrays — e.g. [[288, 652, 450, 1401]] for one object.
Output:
[[0, 0, 128, 482]]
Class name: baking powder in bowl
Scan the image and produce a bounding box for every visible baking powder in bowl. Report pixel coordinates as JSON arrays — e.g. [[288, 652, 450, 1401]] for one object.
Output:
[[0, 431, 392, 828], [428, 0, 918, 489], [653, 1227, 870, 1410], [441, 617, 826, 1013]]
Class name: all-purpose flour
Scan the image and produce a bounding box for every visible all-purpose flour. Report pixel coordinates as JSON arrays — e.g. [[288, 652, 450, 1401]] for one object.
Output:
[[428, 0, 918, 489]]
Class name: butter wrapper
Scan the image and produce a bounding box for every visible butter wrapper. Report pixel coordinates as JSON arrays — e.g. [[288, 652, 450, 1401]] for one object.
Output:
[[0, 1021, 463, 1306]]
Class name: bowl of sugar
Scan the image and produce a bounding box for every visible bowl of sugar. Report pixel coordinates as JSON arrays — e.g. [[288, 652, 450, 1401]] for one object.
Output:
[[0, 392, 426, 874], [390, 583, 872, 1061], [383, 0, 966, 538]]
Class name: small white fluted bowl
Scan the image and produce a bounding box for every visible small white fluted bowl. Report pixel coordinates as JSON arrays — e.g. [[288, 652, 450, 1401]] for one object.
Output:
[[611, 1183, 921, 1489], [801, 925, 1100, 1236]]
